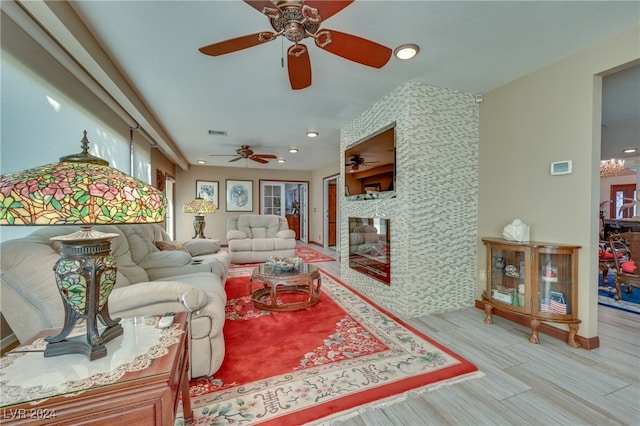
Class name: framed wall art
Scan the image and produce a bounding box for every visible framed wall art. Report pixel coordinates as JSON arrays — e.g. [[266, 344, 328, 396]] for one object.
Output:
[[196, 180, 219, 208], [226, 179, 253, 212]]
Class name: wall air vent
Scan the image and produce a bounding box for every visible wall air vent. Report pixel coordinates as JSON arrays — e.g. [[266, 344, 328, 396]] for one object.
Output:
[[208, 130, 227, 136]]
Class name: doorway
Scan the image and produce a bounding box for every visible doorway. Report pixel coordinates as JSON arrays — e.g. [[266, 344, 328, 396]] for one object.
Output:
[[610, 183, 636, 218], [598, 63, 640, 337], [323, 174, 339, 252], [259, 180, 308, 243]]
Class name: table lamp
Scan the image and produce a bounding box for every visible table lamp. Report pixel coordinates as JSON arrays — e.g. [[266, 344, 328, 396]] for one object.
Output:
[[182, 198, 216, 238], [0, 131, 166, 360]]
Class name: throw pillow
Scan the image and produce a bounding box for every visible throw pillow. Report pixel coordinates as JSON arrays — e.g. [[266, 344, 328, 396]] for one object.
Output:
[[155, 240, 189, 253], [621, 260, 637, 274]]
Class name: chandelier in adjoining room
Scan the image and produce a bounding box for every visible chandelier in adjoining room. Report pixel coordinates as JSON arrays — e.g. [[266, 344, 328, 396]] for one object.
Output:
[[600, 159, 626, 177]]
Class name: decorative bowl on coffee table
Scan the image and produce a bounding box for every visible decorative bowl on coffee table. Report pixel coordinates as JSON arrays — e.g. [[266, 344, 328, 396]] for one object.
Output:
[[267, 256, 301, 272]]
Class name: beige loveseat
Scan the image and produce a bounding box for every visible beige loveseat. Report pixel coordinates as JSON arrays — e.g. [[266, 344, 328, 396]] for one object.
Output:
[[226, 214, 296, 263], [0, 224, 229, 378]]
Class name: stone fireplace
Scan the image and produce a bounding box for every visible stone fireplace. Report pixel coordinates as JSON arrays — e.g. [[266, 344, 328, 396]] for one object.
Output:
[[340, 81, 479, 317], [348, 217, 391, 285]]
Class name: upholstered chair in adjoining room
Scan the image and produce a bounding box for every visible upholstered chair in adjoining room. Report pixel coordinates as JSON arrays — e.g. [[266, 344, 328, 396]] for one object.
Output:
[[226, 214, 296, 263], [609, 231, 640, 301]]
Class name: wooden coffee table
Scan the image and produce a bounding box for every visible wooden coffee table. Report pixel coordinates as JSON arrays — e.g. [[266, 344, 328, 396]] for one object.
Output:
[[249, 263, 321, 311]]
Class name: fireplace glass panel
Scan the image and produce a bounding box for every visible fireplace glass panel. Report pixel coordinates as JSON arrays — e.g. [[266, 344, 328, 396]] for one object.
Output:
[[348, 217, 390, 285]]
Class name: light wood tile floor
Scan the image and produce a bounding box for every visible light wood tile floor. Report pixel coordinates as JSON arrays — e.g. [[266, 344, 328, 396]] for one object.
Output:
[[304, 243, 640, 426]]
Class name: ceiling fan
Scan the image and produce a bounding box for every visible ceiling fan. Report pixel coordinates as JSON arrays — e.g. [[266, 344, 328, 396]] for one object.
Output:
[[210, 145, 277, 164], [199, 0, 392, 90], [345, 154, 379, 171]]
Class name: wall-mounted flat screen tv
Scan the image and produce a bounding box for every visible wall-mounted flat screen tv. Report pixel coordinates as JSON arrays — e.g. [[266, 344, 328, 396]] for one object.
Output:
[[344, 123, 395, 198]]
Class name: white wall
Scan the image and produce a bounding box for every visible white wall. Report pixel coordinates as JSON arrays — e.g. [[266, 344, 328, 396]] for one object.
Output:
[[479, 25, 640, 339], [0, 52, 134, 242], [175, 166, 313, 243]]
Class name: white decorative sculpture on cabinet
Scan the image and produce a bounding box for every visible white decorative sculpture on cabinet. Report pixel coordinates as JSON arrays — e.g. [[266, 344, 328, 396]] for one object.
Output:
[[502, 219, 530, 242]]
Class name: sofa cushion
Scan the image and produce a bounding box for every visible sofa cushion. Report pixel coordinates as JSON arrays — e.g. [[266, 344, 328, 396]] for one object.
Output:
[[229, 238, 253, 252], [119, 225, 159, 265], [27, 225, 149, 285], [237, 214, 281, 238], [227, 230, 247, 240], [252, 238, 275, 251], [183, 239, 220, 256], [139, 250, 192, 269]]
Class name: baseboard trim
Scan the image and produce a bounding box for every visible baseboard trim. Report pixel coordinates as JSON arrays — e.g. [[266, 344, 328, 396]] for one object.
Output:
[[474, 300, 600, 350], [1, 333, 19, 355]]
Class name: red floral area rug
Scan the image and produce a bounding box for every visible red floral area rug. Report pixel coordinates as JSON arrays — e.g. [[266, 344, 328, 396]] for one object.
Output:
[[294, 245, 336, 263], [176, 267, 480, 425]]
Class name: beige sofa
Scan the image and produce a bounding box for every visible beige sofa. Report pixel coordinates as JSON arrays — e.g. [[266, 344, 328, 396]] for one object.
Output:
[[0, 224, 229, 378], [226, 214, 296, 263]]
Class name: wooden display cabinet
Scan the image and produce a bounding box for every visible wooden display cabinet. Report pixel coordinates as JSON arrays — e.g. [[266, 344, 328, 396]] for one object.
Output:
[[481, 238, 581, 347], [286, 214, 300, 239]]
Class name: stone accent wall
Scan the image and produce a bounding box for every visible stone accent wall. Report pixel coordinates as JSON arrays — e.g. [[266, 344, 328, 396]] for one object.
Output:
[[340, 81, 479, 317]]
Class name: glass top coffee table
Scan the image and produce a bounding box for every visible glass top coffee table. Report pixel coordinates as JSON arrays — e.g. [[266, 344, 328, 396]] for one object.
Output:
[[249, 263, 321, 311]]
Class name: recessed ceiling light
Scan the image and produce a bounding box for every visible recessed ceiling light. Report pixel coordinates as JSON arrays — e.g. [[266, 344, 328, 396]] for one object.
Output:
[[197, 159, 206, 164], [394, 44, 420, 60], [277, 158, 286, 163], [306, 131, 318, 138], [289, 147, 299, 153], [623, 148, 638, 153]]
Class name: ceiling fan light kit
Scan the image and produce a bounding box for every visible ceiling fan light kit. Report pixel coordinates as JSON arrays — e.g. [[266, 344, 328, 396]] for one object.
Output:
[[199, 0, 392, 90], [210, 145, 277, 164], [394, 43, 420, 60]]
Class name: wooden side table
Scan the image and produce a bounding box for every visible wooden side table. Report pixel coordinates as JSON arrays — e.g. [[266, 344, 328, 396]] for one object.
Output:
[[0, 313, 192, 425]]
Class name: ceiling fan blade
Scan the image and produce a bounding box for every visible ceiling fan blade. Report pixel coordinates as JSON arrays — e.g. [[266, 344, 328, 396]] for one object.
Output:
[[242, 0, 275, 14], [253, 154, 277, 159], [317, 30, 391, 69], [287, 44, 312, 90], [199, 33, 274, 56], [251, 157, 269, 164], [229, 156, 242, 162], [305, 0, 354, 20]]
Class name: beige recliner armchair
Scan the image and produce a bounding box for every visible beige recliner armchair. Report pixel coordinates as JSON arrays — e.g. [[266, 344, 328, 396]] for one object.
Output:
[[226, 214, 296, 263]]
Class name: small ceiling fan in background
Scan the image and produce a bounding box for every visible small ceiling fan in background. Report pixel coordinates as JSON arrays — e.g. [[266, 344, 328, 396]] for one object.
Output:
[[199, 0, 392, 90], [210, 145, 277, 164], [345, 153, 379, 171]]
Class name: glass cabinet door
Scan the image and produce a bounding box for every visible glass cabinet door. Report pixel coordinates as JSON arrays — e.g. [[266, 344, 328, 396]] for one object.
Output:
[[535, 249, 574, 317], [488, 245, 529, 313]]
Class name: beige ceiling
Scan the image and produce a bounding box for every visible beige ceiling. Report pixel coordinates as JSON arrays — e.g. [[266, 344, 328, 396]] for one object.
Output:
[[36, 1, 640, 170]]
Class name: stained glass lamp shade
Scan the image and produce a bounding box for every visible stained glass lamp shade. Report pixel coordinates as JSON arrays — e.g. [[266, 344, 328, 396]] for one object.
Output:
[[182, 198, 216, 239], [0, 131, 166, 360]]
